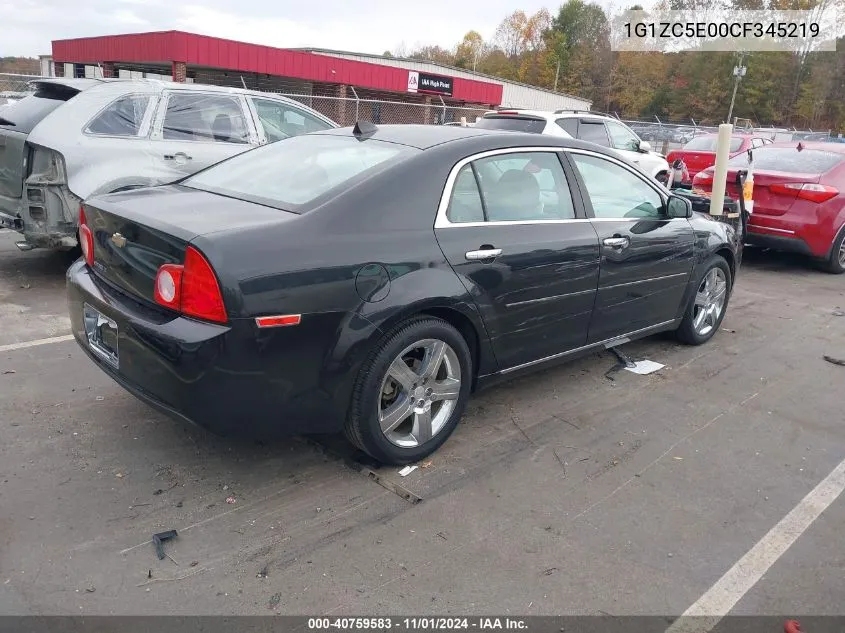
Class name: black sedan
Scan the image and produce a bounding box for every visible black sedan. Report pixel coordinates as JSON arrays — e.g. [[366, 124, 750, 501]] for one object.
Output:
[[67, 123, 742, 465]]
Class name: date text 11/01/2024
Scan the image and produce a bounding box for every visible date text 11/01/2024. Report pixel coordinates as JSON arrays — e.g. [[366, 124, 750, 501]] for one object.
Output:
[[307, 618, 528, 630]]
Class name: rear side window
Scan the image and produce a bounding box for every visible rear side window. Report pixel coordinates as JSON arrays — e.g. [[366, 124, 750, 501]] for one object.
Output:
[[578, 121, 610, 147], [251, 98, 332, 143], [475, 116, 547, 134], [556, 118, 579, 137], [0, 83, 80, 134], [162, 93, 249, 144], [727, 147, 845, 173], [183, 134, 418, 212], [446, 151, 576, 223], [86, 95, 152, 137]]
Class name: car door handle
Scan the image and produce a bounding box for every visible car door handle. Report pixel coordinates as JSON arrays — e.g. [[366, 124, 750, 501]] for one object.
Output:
[[465, 247, 502, 261], [163, 153, 192, 161], [603, 236, 630, 249]]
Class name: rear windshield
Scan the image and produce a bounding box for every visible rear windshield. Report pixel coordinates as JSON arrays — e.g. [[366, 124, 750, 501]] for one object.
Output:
[[684, 135, 743, 152], [476, 116, 547, 134], [183, 134, 419, 212], [0, 83, 79, 133], [727, 147, 844, 174]]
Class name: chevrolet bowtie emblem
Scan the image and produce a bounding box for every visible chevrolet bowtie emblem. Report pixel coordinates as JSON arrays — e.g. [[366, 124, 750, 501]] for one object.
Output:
[[111, 233, 127, 248]]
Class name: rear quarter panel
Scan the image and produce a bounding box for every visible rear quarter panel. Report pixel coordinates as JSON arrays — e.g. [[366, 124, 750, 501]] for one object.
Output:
[[192, 146, 499, 416]]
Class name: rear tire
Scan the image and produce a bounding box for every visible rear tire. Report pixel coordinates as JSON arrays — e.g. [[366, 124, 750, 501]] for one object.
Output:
[[819, 227, 845, 274], [345, 316, 473, 466], [675, 255, 732, 345]]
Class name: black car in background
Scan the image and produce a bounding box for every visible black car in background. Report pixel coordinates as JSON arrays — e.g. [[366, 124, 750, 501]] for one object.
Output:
[[67, 123, 742, 465]]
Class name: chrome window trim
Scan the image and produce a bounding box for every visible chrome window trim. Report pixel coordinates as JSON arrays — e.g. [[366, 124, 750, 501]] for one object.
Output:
[[435, 145, 678, 230], [434, 146, 576, 229]]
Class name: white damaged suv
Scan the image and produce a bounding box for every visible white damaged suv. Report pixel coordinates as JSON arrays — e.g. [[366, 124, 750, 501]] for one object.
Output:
[[475, 109, 671, 186]]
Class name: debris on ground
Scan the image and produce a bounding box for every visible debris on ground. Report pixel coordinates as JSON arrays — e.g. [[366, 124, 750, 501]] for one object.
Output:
[[115, 473, 124, 479], [625, 359, 665, 375], [85, 586, 95, 593], [436, 531, 448, 541], [267, 592, 282, 609], [542, 567, 558, 576], [152, 530, 178, 560], [721, 328, 736, 333], [2, 370, 15, 374], [256, 565, 268, 578], [421, 460, 433, 469], [398, 465, 418, 477], [823, 355, 845, 367], [153, 489, 164, 496], [190, 561, 198, 567], [95, 396, 104, 401], [832, 309, 844, 317], [225, 496, 237, 504]]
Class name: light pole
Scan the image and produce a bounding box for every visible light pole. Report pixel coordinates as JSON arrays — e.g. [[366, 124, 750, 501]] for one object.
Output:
[[726, 52, 747, 123]]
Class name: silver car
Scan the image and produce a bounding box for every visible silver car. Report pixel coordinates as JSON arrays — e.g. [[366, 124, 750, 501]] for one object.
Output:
[[0, 78, 338, 251]]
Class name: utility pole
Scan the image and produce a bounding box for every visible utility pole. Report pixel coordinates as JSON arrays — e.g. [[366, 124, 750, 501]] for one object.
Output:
[[726, 52, 747, 123]]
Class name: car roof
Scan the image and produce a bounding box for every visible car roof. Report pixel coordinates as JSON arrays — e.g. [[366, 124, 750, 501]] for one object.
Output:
[[312, 123, 628, 155], [30, 77, 308, 101], [485, 109, 614, 122], [765, 141, 845, 153]]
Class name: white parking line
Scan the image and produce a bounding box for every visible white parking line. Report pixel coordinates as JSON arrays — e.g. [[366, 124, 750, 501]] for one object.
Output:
[[0, 334, 75, 353], [667, 457, 845, 633]]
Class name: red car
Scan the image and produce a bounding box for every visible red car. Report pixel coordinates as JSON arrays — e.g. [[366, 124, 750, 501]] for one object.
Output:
[[692, 142, 845, 273], [667, 134, 773, 184]]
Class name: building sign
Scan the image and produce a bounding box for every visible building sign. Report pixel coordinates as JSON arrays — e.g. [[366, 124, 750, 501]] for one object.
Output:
[[406, 70, 453, 97]]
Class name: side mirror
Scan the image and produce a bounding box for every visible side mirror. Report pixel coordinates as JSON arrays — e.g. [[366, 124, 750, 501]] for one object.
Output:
[[667, 195, 692, 219], [638, 140, 652, 153]]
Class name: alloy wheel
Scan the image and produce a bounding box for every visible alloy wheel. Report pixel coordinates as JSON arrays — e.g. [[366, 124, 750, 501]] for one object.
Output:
[[378, 338, 462, 448], [838, 237, 845, 268], [693, 267, 728, 337]]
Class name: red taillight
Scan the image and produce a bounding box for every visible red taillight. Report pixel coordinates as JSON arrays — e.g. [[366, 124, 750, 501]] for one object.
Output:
[[153, 246, 227, 324], [769, 182, 839, 204], [78, 205, 94, 267]]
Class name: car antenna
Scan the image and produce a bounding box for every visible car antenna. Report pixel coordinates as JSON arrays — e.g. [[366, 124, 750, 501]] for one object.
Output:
[[353, 120, 378, 139]]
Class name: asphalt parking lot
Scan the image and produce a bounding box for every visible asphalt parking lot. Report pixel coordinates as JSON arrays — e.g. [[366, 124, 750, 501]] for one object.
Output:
[[1, 227, 844, 617]]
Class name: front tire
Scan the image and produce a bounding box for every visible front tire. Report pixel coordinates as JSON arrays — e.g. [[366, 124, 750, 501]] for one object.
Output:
[[675, 255, 732, 345], [345, 316, 473, 465]]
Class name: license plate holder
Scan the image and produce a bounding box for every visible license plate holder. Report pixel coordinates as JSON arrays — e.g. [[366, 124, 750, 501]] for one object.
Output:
[[83, 303, 119, 369]]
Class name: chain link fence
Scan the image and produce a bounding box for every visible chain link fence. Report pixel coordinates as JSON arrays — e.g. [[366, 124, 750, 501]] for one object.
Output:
[[616, 117, 834, 153], [0, 73, 39, 105], [3, 70, 838, 142]]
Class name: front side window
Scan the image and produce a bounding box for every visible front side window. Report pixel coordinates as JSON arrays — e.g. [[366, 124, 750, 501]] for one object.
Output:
[[571, 153, 664, 219], [183, 134, 417, 212], [578, 121, 611, 147], [445, 151, 575, 223], [86, 95, 152, 137], [606, 121, 640, 152], [251, 98, 333, 143], [161, 93, 249, 144]]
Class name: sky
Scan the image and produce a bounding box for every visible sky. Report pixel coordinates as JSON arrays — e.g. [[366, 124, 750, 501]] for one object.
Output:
[[3, 0, 577, 58]]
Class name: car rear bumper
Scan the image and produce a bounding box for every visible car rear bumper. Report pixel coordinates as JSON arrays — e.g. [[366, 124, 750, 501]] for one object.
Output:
[[746, 216, 827, 258], [67, 260, 348, 438]]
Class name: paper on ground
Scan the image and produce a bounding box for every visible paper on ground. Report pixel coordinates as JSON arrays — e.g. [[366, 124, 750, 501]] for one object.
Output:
[[624, 360, 665, 375], [398, 465, 418, 477]]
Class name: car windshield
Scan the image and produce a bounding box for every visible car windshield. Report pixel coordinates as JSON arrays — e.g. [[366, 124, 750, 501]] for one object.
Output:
[[683, 136, 743, 152], [475, 116, 547, 134], [727, 147, 845, 174], [183, 134, 419, 212]]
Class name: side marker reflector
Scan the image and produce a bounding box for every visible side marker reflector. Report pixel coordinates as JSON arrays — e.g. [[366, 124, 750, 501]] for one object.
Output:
[[255, 314, 302, 328]]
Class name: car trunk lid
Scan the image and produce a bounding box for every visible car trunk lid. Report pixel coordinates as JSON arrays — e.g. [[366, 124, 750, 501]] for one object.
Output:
[[0, 81, 86, 200], [84, 185, 297, 305]]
